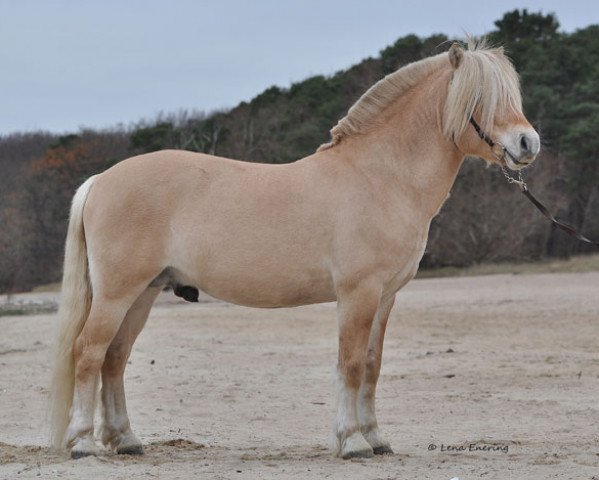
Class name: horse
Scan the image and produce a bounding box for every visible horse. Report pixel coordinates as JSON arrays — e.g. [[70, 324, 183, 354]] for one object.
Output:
[[48, 41, 540, 459]]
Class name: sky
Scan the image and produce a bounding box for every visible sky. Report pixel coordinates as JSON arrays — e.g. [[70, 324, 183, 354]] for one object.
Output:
[[1, 0, 597, 135]]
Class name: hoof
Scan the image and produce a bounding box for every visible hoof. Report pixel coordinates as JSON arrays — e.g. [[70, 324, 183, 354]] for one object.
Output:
[[71, 449, 97, 460], [69, 434, 100, 459], [342, 448, 374, 459], [373, 445, 394, 455], [103, 427, 144, 455], [117, 445, 144, 456], [340, 431, 374, 459], [362, 428, 392, 455]]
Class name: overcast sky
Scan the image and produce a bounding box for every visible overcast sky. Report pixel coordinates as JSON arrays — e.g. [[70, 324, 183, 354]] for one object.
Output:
[[1, 0, 597, 135]]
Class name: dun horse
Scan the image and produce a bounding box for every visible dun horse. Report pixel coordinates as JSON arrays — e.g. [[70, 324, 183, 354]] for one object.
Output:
[[49, 42, 540, 459]]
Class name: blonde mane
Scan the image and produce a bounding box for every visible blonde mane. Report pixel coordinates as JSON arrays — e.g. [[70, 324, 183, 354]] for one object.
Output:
[[317, 40, 522, 151]]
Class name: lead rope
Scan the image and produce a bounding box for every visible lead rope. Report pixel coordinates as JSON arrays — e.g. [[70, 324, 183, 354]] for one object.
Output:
[[501, 167, 599, 247]]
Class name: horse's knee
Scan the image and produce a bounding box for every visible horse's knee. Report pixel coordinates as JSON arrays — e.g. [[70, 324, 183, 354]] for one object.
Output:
[[338, 359, 365, 391], [338, 334, 372, 390]]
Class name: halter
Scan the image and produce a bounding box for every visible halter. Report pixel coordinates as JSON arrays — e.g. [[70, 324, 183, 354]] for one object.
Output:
[[469, 117, 528, 167], [468, 117, 599, 247]]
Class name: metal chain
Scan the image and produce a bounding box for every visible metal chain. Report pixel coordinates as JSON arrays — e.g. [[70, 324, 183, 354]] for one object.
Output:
[[501, 166, 527, 191]]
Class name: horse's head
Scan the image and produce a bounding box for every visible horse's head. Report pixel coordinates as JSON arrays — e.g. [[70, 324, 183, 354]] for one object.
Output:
[[445, 42, 540, 170]]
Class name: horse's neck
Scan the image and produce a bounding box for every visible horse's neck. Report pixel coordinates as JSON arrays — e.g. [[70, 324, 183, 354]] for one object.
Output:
[[335, 105, 464, 221]]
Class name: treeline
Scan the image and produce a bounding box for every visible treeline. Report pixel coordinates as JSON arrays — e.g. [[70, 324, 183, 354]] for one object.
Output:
[[1, 10, 598, 293]]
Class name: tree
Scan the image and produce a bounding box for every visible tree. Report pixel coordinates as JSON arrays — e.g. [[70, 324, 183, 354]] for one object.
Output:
[[492, 9, 559, 45]]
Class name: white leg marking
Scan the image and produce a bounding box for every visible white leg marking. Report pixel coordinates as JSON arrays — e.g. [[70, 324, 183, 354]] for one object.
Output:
[[68, 375, 100, 457], [335, 372, 374, 458]]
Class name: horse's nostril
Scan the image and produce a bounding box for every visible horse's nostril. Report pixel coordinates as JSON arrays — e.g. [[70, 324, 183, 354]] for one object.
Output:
[[520, 135, 530, 153]]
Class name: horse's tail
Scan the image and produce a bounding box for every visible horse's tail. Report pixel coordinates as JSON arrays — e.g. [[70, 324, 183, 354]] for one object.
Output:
[[48, 175, 97, 449]]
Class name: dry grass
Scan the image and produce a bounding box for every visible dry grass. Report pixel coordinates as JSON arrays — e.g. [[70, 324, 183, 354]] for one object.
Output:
[[0, 300, 58, 317], [417, 253, 599, 279], [31, 282, 61, 293]]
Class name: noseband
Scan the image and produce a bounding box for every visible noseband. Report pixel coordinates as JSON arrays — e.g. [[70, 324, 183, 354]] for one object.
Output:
[[468, 117, 599, 247], [469, 117, 528, 166]]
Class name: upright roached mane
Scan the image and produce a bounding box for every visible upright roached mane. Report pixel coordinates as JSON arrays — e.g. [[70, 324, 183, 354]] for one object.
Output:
[[318, 40, 523, 151], [49, 40, 540, 461]]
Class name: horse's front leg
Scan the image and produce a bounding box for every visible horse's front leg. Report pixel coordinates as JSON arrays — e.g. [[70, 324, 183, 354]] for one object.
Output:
[[334, 283, 381, 459], [358, 295, 395, 454]]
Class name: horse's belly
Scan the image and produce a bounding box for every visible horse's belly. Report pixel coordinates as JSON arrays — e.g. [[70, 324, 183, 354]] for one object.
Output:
[[177, 260, 336, 308]]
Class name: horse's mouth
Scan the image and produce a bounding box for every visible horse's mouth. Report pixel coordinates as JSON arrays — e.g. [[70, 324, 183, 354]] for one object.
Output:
[[503, 154, 535, 171]]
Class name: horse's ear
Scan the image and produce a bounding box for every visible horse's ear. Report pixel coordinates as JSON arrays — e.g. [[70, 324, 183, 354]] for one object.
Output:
[[448, 42, 464, 69]]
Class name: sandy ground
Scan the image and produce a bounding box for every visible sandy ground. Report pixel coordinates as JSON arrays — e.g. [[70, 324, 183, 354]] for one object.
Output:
[[1, 272, 598, 480]]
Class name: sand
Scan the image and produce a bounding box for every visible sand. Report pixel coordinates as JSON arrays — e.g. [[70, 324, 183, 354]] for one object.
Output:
[[1, 272, 598, 479]]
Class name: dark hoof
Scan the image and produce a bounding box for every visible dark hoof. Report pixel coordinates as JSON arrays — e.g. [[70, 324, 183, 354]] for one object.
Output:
[[71, 450, 97, 460], [117, 445, 144, 455], [373, 445, 394, 455], [342, 448, 374, 460]]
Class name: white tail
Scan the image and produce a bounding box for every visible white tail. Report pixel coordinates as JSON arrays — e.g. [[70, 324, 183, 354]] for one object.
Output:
[[48, 175, 97, 449]]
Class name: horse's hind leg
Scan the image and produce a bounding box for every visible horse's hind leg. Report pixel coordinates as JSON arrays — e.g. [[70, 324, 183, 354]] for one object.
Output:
[[67, 292, 144, 458], [100, 286, 161, 455], [358, 295, 395, 454], [334, 282, 381, 459]]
